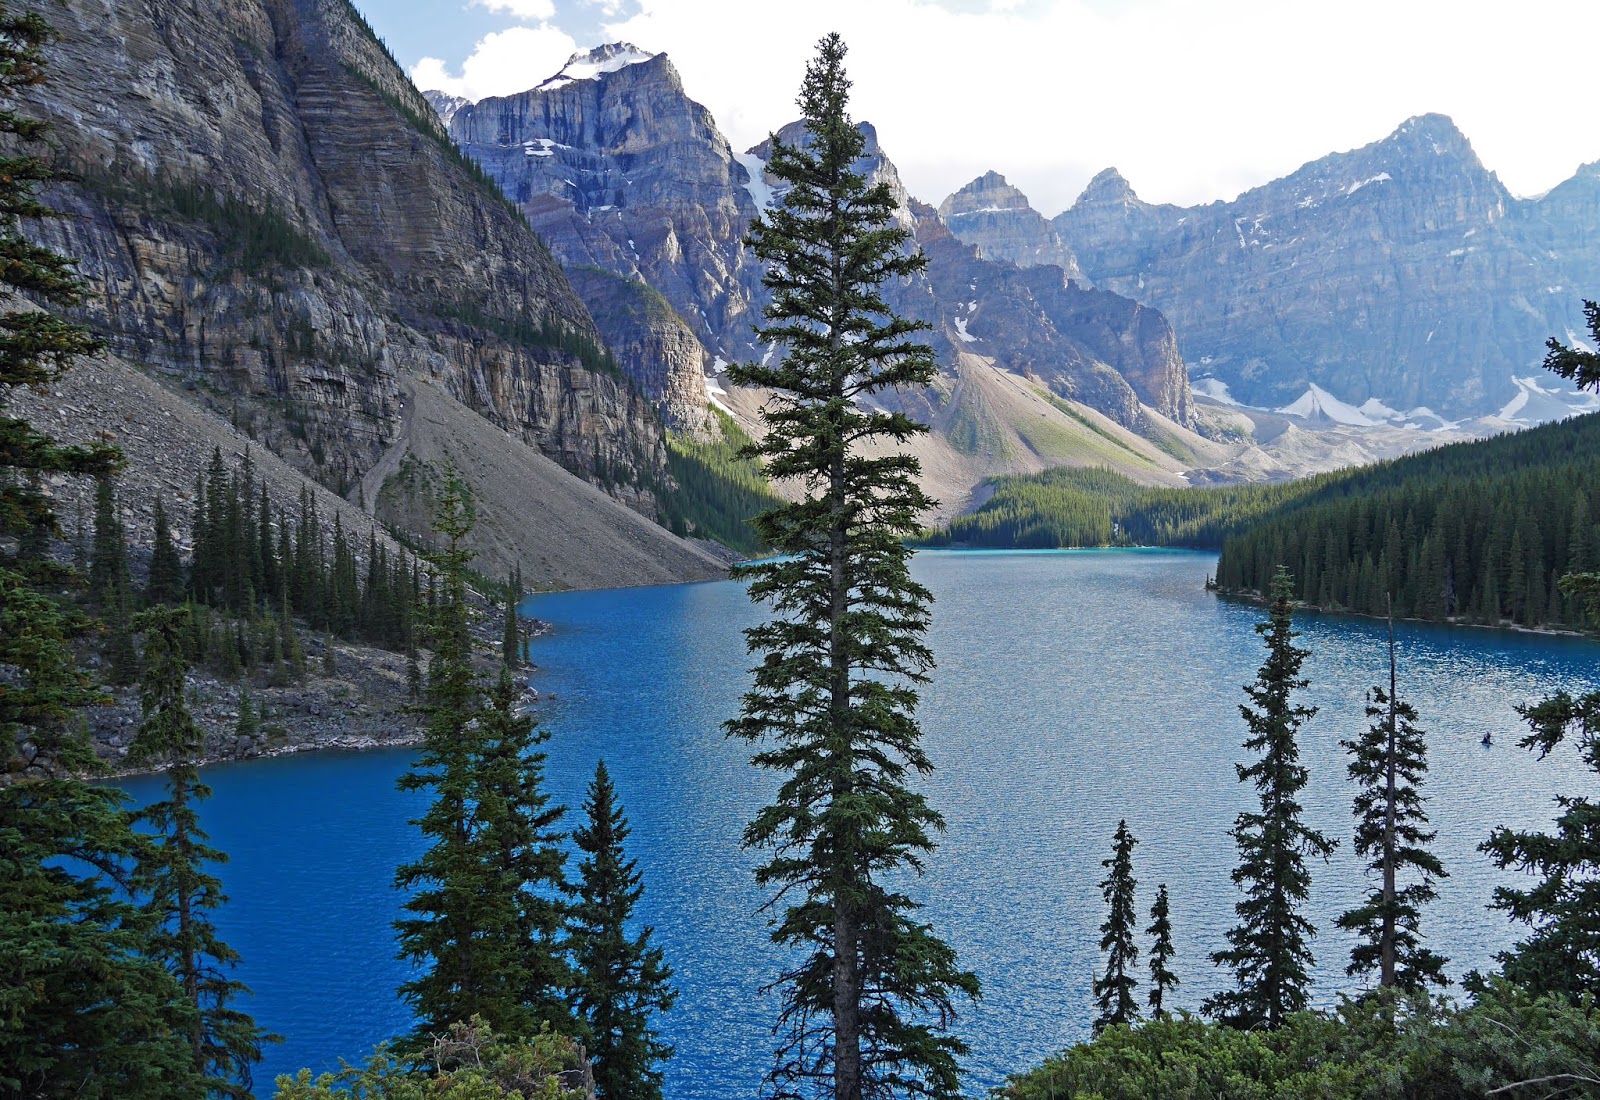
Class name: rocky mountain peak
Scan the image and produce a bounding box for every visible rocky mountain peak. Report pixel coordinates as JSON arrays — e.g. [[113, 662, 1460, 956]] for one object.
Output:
[[1078, 168, 1140, 207], [1384, 112, 1475, 160], [939, 171, 1031, 216], [422, 90, 468, 127], [751, 119, 916, 229], [537, 43, 663, 90], [938, 170, 1085, 280]]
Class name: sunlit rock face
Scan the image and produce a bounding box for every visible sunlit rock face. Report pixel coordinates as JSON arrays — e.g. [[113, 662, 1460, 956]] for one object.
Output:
[[1055, 115, 1600, 421]]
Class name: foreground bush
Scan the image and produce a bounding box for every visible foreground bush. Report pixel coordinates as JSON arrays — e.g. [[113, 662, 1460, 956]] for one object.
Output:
[[999, 981, 1600, 1100], [274, 1018, 591, 1100]]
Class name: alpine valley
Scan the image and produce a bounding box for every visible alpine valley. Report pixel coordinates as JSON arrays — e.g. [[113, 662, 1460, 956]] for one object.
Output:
[[10, 3, 1600, 1100]]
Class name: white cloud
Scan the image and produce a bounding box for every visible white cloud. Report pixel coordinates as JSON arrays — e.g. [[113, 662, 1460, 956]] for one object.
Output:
[[473, 0, 556, 19], [411, 23, 577, 101], [594, 0, 1600, 215]]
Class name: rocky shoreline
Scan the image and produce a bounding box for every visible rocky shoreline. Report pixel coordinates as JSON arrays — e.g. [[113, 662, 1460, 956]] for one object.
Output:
[[70, 609, 554, 779]]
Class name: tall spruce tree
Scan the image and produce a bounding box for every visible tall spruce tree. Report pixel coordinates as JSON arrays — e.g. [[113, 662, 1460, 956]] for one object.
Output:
[[1481, 300, 1600, 997], [478, 665, 573, 1034], [0, 9, 198, 1095], [502, 572, 521, 667], [726, 32, 978, 1100], [395, 471, 500, 1041], [1093, 820, 1140, 1033], [1204, 568, 1336, 1030], [1146, 884, 1178, 1020], [128, 607, 271, 1096], [570, 760, 676, 1100], [1336, 612, 1447, 993], [395, 473, 574, 1045], [89, 475, 129, 605]]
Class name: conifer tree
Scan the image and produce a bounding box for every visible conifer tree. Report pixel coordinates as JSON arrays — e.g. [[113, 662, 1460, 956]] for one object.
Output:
[[105, 576, 140, 687], [1092, 821, 1140, 1033], [1204, 568, 1336, 1030], [89, 476, 129, 605], [502, 572, 521, 667], [128, 607, 271, 1096], [570, 759, 676, 1100], [1482, 301, 1600, 997], [726, 33, 977, 1100], [396, 471, 496, 1042], [1337, 613, 1447, 993], [1146, 884, 1178, 1020], [0, 11, 197, 1093], [236, 681, 258, 741], [395, 473, 574, 1045], [147, 498, 185, 605], [478, 665, 573, 1034]]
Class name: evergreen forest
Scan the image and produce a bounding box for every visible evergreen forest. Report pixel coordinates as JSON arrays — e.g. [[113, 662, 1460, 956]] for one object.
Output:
[[928, 410, 1600, 629]]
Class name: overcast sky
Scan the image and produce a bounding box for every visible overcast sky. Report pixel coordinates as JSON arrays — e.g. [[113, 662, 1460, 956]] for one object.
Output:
[[354, 0, 1599, 216]]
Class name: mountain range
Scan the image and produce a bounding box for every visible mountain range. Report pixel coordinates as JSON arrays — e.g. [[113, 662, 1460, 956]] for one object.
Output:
[[23, 0, 1600, 576], [1046, 114, 1600, 422], [426, 44, 1599, 511]]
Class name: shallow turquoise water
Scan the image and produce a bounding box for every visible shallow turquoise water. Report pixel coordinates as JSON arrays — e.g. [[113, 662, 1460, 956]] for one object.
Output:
[[118, 549, 1598, 1098]]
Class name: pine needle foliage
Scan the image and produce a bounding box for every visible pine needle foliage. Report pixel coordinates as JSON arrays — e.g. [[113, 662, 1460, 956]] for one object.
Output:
[[726, 33, 978, 1100], [0, 11, 197, 1094], [1093, 821, 1140, 1033], [1205, 568, 1337, 1030], [1481, 304, 1600, 998], [1336, 618, 1448, 993], [128, 607, 272, 1096], [394, 473, 574, 1048], [1145, 884, 1178, 1020], [570, 760, 676, 1100]]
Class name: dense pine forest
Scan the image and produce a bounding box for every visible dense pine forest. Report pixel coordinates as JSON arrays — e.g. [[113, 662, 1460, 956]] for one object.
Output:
[[928, 412, 1600, 629], [1212, 412, 1600, 627]]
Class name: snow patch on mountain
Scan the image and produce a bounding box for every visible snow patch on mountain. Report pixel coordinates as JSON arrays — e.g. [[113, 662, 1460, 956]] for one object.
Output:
[[733, 152, 775, 214], [1277, 383, 1379, 426], [1497, 374, 1600, 424], [1345, 172, 1392, 196], [1359, 396, 1402, 420], [539, 44, 658, 91], [1192, 377, 1243, 406]]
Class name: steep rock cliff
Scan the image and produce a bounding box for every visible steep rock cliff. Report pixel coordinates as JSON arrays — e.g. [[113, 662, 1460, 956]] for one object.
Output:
[[31, 0, 667, 517], [446, 45, 757, 428]]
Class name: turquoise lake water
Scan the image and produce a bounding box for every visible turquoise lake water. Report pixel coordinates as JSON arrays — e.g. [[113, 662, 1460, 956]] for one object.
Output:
[[117, 549, 1598, 1098]]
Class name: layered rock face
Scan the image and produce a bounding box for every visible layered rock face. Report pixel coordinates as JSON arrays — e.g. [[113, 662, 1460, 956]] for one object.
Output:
[[31, 0, 663, 510], [939, 171, 1085, 280], [447, 45, 762, 428], [909, 205, 1191, 429], [440, 47, 1192, 438], [1054, 115, 1600, 419], [740, 127, 1193, 430]]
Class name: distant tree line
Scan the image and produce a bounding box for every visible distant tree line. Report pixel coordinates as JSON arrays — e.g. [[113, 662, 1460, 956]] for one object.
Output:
[[1214, 419, 1600, 627]]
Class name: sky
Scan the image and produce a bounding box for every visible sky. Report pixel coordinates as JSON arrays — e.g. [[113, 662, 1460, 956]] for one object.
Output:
[[353, 0, 1600, 216]]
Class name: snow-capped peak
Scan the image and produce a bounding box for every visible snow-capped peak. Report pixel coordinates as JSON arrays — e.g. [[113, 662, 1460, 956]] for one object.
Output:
[[538, 43, 659, 91]]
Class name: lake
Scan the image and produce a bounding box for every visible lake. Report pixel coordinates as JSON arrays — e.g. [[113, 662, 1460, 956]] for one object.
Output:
[[117, 549, 1598, 1098]]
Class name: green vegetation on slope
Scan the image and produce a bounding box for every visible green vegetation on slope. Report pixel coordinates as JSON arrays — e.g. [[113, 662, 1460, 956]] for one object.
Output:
[[1215, 411, 1600, 628], [929, 413, 1600, 631], [1000, 982, 1600, 1100], [923, 465, 1321, 549], [75, 166, 330, 273], [659, 408, 780, 554]]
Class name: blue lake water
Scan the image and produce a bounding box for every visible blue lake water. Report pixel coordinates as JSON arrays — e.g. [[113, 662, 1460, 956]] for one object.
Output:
[[117, 549, 1598, 1098]]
